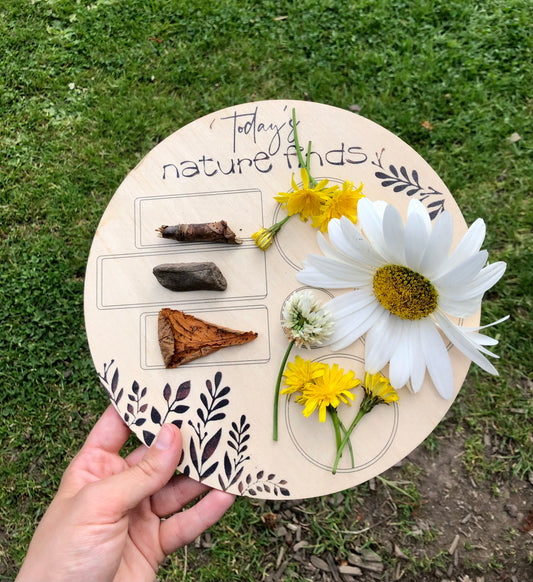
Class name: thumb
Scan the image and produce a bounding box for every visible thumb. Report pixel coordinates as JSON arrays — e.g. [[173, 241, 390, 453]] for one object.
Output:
[[102, 424, 183, 512]]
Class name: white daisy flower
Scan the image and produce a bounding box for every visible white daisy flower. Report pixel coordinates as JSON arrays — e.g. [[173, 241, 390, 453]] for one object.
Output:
[[296, 198, 508, 399]]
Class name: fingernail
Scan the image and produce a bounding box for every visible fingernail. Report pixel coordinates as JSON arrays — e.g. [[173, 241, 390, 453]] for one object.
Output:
[[154, 424, 174, 450]]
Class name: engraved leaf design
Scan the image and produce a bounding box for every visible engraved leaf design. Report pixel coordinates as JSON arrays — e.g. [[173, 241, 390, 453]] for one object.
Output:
[[224, 452, 232, 480], [218, 386, 230, 399], [175, 381, 191, 401], [111, 368, 119, 395], [212, 398, 229, 412], [200, 461, 219, 481], [143, 430, 155, 446], [172, 405, 189, 414], [209, 413, 226, 422], [189, 438, 199, 473], [229, 466, 244, 488], [201, 428, 222, 465], [150, 406, 162, 425]]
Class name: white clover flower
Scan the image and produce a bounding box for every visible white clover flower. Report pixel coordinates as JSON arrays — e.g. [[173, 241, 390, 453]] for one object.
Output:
[[281, 290, 334, 348], [297, 198, 508, 399]]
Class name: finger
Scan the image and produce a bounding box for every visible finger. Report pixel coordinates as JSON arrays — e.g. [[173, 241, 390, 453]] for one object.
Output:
[[83, 405, 131, 455], [124, 443, 149, 467], [151, 474, 211, 517], [159, 489, 235, 554], [92, 423, 183, 514]]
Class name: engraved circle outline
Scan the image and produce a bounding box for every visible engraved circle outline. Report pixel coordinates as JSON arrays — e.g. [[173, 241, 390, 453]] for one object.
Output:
[[285, 353, 399, 473]]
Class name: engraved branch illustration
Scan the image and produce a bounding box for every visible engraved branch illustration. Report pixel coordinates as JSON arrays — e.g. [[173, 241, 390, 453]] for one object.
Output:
[[372, 149, 446, 219]]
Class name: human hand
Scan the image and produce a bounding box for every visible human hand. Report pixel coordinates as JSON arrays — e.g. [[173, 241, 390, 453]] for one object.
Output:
[[16, 405, 235, 582]]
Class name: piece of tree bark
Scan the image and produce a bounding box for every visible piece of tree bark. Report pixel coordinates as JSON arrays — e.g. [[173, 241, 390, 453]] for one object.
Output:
[[158, 308, 258, 368], [153, 262, 227, 292], [157, 220, 242, 244]]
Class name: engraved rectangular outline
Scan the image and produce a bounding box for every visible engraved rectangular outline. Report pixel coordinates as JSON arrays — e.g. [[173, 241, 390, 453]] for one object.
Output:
[[140, 305, 271, 370], [134, 188, 264, 250], [95, 246, 267, 310]]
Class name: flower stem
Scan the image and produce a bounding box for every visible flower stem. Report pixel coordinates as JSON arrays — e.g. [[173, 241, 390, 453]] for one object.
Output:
[[273, 339, 295, 441], [291, 108, 317, 186], [332, 408, 366, 474], [329, 407, 342, 452], [338, 418, 355, 469], [273, 214, 291, 231]]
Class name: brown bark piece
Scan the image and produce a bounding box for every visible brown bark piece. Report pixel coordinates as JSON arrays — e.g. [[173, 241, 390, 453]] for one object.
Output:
[[157, 220, 242, 244], [158, 308, 258, 368], [153, 262, 227, 292]]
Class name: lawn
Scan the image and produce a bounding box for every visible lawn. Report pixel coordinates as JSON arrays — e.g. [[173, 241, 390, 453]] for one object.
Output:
[[1, 0, 532, 580]]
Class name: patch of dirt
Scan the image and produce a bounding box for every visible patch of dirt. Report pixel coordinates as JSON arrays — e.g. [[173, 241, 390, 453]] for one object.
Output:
[[190, 431, 533, 582], [393, 436, 533, 581]]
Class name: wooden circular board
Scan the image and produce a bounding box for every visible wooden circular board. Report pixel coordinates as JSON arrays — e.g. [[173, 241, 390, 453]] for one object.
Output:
[[84, 100, 477, 499]]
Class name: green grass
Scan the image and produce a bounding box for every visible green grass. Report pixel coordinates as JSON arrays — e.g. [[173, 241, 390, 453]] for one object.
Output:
[[1, 0, 532, 579]]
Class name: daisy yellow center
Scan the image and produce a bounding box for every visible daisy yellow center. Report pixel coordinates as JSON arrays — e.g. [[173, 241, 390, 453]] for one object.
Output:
[[373, 265, 438, 320]]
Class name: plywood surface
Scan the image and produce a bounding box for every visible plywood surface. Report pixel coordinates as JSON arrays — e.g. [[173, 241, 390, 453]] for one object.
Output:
[[84, 100, 476, 499]]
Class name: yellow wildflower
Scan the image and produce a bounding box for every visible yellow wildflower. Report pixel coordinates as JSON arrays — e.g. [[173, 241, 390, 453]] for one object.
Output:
[[296, 363, 360, 423], [311, 180, 364, 232], [280, 356, 326, 396], [275, 168, 337, 220], [251, 216, 290, 251], [360, 371, 399, 412]]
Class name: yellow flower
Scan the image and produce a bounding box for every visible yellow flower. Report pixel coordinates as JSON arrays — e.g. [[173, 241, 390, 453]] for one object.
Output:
[[360, 371, 399, 413], [296, 363, 360, 422], [274, 168, 337, 220], [251, 216, 290, 251], [311, 180, 364, 232], [281, 356, 325, 396], [252, 226, 274, 251]]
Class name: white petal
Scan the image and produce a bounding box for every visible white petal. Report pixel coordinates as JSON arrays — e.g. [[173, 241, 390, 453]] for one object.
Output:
[[365, 312, 401, 372], [437, 295, 482, 318], [462, 261, 506, 297], [382, 204, 406, 264], [316, 231, 350, 262], [404, 211, 430, 270], [407, 198, 432, 232], [297, 265, 349, 289], [456, 315, 509, 350], [437, 261, 507, 318], [433, 250, 489, 291], [372, 200, 388, 217], [388, 321, 413, 389], [462, 314, 510, 332], [329, 302, 386, 351], [439, 261, 507, 303], [298, 255, 369, 287], [439, 218, 486, 275], [434, 311, 499, 375], [419, 317, 455, 399], [357, 198, 388, 258], [419, 210, 453, 279], [467, 333, 498, 346], [336, 217, 386, 266], [325, 288, 376, 318], [410, 324, 427, 393]]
